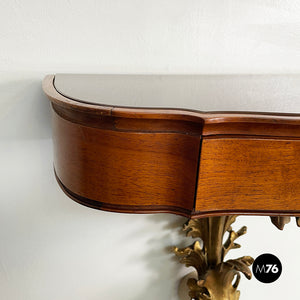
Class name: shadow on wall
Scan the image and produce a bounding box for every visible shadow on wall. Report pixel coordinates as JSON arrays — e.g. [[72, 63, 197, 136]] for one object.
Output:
[[0, 77, 51, 140], [132, 213, 191, 300]]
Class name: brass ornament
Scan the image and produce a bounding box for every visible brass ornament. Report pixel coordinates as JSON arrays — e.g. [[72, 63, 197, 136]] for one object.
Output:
[[173, 216, 253, 300], [270, 216, 291, 230], [270, 216, 300, 229]]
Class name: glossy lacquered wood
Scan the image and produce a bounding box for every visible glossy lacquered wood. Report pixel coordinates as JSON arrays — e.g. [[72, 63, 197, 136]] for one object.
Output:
[[43, 74, 300, 218], [53, 111, 200, 215], [196, 137, 300, 216]]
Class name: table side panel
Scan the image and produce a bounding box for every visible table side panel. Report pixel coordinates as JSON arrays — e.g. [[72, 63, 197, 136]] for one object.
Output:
[[52, 108, 201, 215]]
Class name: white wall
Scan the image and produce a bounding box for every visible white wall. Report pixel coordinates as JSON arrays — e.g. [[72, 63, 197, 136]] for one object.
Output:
[[1, 1, 300, 299]]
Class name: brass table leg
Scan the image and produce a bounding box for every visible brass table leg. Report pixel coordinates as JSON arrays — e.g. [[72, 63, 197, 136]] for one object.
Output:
[[174, 215, 300, 300], [173, 216, 253, 300]]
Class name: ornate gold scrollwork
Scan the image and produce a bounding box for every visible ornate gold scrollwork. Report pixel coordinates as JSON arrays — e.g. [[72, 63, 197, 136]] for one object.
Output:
[[173, 216, 253, 300], [174, 215, 300, 300]]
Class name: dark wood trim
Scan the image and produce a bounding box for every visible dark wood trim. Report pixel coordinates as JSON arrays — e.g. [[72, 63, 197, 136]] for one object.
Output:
[[56, 169, 300, 219], [192, 210, 300, 218], [55, 170, 193, 218], [51, 102, 203, 136]]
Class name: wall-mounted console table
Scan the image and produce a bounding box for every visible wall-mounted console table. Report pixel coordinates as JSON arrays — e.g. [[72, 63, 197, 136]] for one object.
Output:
[[43, 74, 300, 300]]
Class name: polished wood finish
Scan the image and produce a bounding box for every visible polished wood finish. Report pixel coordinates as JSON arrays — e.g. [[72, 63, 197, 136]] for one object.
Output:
[[53, 111, 200, 215], [43, 74, 300, 218], [196, 137, 300, 215]]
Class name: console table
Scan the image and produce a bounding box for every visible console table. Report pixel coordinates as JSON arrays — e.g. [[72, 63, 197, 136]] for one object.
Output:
[[43, 74, 300, 300]]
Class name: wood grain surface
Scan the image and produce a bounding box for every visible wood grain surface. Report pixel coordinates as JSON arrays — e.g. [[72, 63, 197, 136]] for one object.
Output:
[[196, 137, 300, 216], [43, 74, 300, 218], [53, 110, 200, 216]]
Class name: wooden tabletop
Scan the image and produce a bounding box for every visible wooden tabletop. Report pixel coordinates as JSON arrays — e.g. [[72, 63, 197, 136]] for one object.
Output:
[[43, 74, 300, 218], [54, 73, 300, 112]]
